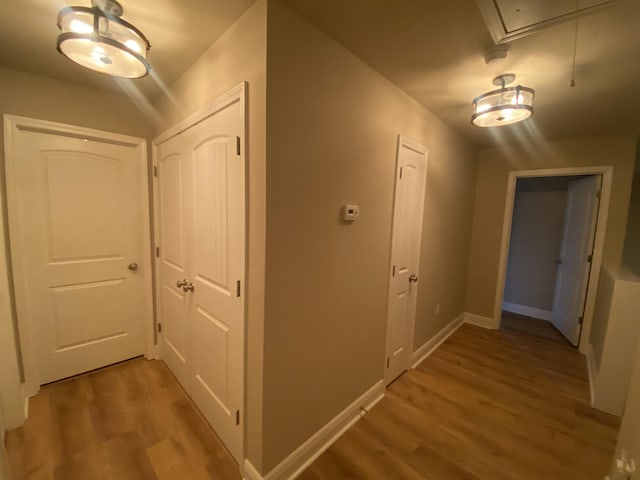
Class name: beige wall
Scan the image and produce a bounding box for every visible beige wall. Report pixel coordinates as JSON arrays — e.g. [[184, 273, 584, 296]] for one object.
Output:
[[622, 139, 640, 275], [504, 178, 569, 311], [263, 0, 477, 472], [0, 66, 155, 429], [466, 134, 637, 319], [152, 0, 267, 470]]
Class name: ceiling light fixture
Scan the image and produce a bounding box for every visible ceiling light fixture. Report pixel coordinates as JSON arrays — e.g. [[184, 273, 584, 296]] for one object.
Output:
[[471, 73, 535, 128], [57, 0, 151, 79]]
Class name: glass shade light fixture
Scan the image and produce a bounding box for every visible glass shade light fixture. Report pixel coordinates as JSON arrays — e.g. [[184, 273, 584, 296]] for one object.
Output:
[[471, 73, 535, 127], [57, 0, 151, 78]]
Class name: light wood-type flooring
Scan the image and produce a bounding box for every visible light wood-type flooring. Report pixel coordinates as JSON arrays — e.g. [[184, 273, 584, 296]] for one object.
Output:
[[5, 358, 240, 480], [6, 314, 620, 479], [300, 314, 621, 479]]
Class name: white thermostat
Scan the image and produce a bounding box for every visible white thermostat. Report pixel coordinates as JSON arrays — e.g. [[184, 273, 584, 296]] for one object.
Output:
[[342, 204, 360, 221]]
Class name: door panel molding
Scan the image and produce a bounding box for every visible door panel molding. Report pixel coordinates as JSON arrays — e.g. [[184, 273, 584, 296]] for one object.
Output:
[[494, 166, 613, 354], [3, 114, 155, 401]]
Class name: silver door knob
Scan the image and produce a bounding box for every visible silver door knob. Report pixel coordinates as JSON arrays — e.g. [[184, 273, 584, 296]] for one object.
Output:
[[176, 279, 187, 288], [128, 263, 138, 271], [409, 274, 418, 283], [182, 282, 195, 292]]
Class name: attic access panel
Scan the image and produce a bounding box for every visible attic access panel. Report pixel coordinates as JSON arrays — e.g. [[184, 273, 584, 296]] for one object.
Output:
[[476, 0, 623, 43]]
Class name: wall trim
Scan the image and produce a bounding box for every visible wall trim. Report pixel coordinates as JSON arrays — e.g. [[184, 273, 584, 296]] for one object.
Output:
[[464, 313, 496, 329], [586, 343, 598, 406], [502, 302, 552, 321], [242, 380, 385, 480], [411, 313, 465, 368]]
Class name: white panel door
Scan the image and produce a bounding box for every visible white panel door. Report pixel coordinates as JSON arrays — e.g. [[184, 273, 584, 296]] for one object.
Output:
[[385, 135, 428, 385], [551, 175, 601, 346], [6, 121, 148, 385], [155, 87, 245, 462]]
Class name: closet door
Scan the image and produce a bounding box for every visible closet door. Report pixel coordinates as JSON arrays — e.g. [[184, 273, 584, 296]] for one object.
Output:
[[156, 133, 192, 389], [154, 85, 246, 462], [188, 103, 244, 461]]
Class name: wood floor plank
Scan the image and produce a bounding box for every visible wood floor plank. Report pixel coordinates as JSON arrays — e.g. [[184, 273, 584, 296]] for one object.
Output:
[[7, 316, 620, 480], [6, 358, 240, 480], [302, 315, 621, 479]]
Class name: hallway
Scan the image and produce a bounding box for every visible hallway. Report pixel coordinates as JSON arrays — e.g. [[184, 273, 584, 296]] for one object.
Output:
[[6, 314, 620, 479]]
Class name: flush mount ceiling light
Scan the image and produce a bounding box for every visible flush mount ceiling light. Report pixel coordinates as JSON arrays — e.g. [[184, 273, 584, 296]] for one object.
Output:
[[471, 73, 535, 128], [57, 0, 151, 78]]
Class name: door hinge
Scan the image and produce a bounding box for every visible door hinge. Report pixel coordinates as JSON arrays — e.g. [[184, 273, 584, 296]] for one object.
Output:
[[236, 136, 241, 156], [392, 265, 396, 277], [399, 167, 403, 179], [236, 280, 241, 297], [596, 190, 601, 199], [157, 323, 162, 333], [578, 316, 584, 325], [155, 246, 160, 258], [386, 357, 390, 368], [153, 165, 158, 177], [587, 254, 593, 263], [235, 409, 240, 426]]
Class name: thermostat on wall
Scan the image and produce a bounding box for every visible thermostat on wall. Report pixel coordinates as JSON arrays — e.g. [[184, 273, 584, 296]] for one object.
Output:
[[342, 204, 360, 222]]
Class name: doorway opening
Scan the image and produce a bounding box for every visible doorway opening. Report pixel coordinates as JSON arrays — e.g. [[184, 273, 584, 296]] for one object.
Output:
[[502, 175, 600, 346], [493, 167, 613, 354]]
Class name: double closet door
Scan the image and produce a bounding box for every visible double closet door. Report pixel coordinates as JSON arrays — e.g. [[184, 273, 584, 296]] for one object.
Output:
[[155, 88, 245, 462]]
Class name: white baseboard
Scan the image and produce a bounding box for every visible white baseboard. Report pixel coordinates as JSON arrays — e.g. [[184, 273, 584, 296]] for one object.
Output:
[[411, 313, 464, 368], [502, 302, 552, 321], [586, 343, 597, 406], [242, 380, 385, 480], [464, 312, 496, 329]]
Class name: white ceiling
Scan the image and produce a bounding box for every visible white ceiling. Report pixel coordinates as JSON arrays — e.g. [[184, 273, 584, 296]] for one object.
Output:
[[1, 0, 639, 147]]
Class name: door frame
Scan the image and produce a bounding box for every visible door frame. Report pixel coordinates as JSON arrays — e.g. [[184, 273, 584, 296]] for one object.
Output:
[[151, 82, 247, 460], [3, 114, 156, 401], [493, 165, 613, 354]]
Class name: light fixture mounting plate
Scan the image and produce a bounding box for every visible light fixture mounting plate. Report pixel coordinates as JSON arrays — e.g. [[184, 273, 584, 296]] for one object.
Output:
[[493, 73, 516, 87], [91, 0, 123, 17]]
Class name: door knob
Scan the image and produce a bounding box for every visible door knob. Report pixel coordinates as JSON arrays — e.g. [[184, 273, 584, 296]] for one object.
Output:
[[128, 263, 138, 271], [182, 282, 195, 292], [176, 279, 187, 288], [409, 274, 418, 283]]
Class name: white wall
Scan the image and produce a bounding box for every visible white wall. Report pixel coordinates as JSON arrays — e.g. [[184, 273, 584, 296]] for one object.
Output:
[[608, 328, 640, 478], [503, 178, 569, 314], [590, 264, 640, 416]]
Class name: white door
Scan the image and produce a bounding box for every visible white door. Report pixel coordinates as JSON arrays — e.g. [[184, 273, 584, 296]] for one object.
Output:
[[551, 175, 601, 346], [155, 87, 245, 462], [5, 116, 150, 386], [385, 135, 428, 385]]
